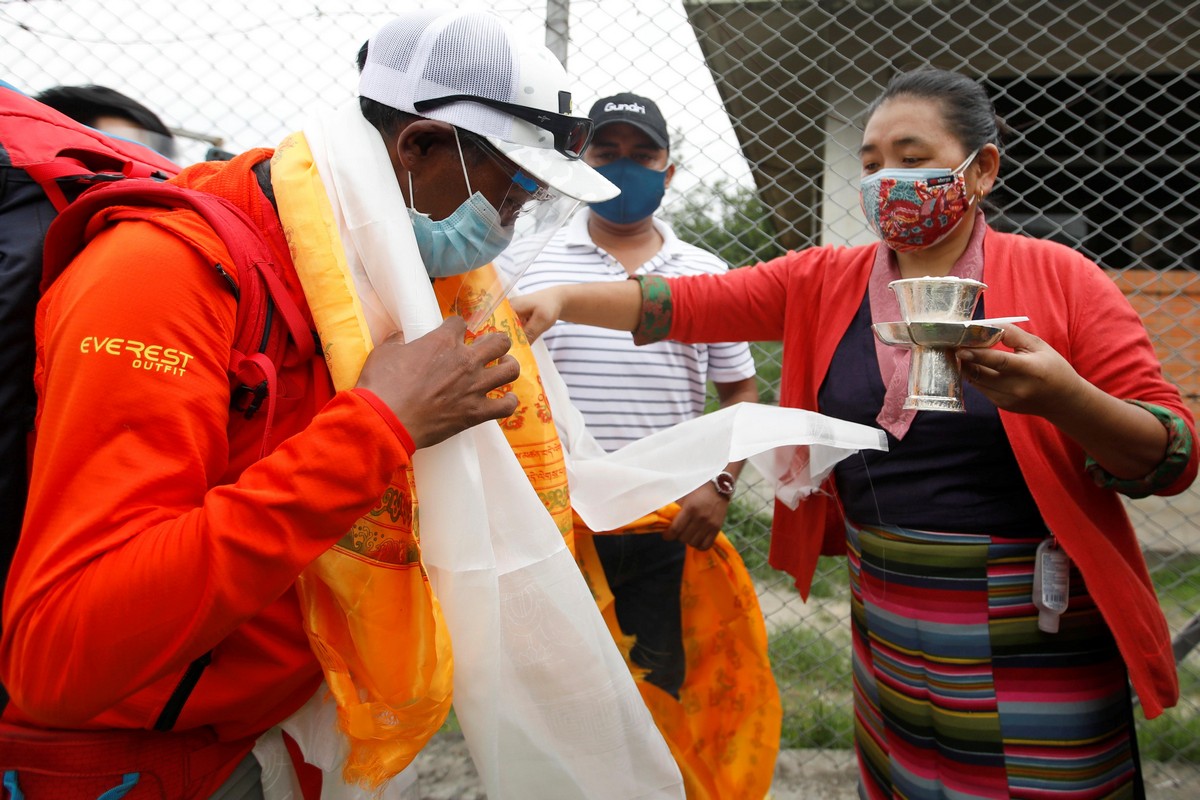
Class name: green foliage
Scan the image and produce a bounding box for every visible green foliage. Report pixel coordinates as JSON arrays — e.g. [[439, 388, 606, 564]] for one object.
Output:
[[704, 342, 783, 413], [665, 179, 786, 270]]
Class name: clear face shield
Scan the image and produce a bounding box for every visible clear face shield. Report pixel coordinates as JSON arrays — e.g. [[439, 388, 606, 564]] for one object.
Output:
[[447, 136, 581, 332]]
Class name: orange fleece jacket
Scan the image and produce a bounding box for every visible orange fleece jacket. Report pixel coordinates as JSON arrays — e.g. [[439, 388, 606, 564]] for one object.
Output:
[[1, 153, 412, 753]]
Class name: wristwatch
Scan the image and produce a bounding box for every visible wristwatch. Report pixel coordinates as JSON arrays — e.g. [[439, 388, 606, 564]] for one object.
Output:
[[712, 470, 736, 499]]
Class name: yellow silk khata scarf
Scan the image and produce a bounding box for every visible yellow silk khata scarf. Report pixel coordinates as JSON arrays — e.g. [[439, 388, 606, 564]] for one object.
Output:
[[434, 274, 782, 800], [431, 275, 574, 550], [271, 132, 452, 789]]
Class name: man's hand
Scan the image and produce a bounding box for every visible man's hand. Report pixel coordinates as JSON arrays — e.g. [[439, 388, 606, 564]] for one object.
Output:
[[356, 316, 520, 449], [662, 482, 729, 551]]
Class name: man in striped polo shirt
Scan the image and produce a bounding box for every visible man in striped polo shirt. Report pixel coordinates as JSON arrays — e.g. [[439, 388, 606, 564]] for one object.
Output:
[[509, 93, 759, 700]]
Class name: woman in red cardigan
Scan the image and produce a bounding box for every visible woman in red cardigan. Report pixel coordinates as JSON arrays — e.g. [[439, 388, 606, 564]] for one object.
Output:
[[512, 67, 1197, 799]]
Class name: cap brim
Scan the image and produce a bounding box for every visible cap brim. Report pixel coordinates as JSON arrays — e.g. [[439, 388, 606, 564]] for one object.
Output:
[[485, 137, 618, 202]]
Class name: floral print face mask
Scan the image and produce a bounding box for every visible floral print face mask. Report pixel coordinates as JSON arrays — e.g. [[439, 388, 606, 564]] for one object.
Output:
[[860, 150, 979, 252]]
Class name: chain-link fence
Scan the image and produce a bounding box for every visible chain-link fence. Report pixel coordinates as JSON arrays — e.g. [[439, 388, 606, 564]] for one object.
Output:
[[4, 0, 1198, 790]]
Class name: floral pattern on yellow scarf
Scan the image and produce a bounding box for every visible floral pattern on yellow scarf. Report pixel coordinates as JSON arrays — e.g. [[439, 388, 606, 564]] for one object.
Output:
[[433, 269, 574, 552]]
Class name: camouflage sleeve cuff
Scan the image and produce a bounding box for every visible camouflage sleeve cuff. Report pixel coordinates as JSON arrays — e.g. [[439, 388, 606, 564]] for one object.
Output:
[[630, 274, 673, 346], [1085, 400, 1195, 498]]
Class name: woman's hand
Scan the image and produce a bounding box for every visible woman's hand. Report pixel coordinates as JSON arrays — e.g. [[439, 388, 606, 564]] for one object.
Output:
[[510, 281, 644, 341], [509, 288, 565, 342], [956, 324, 1085, 417], [958, 324, 1167, 479]]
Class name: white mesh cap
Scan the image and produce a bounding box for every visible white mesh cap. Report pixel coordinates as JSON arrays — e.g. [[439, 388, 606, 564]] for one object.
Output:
[[359, 10, 617, 203]]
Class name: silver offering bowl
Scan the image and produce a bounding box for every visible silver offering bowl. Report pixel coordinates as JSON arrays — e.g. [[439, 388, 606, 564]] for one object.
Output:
[[873, 277, 995, 412], [889, 276, 986, 323], [872, 320, 1005, 411]]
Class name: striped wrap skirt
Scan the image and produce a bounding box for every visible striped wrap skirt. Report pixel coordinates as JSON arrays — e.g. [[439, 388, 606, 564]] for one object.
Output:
[[846, 521, 1143, 800]]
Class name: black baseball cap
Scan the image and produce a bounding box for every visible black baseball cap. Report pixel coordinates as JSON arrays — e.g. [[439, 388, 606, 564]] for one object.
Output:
[[587, 92, 669, 149]]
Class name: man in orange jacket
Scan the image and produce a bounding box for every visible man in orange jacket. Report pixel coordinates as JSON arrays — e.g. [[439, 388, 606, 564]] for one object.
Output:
[[0, 9, 616, 798]]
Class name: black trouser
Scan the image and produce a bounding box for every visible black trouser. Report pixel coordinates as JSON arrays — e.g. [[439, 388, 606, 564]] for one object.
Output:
[[593, 531, 687, 698]]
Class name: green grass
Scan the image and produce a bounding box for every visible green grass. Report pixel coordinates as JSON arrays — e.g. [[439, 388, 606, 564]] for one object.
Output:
[[721, 497, 774, 578], [437, 706, 461, 734], [435, 555, 1200, 763], [768, 624, 854, 749], [1144, 548, 1200, 764], [808, 556, 849, 600], [765, 621, 1200, 761], [720, 492, 849, 596], [1147, 551, 1200, 614], [1138, 661, 1200, 762]]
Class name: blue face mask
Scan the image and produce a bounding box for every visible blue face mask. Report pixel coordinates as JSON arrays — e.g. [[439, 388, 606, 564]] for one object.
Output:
[[589, 158, 667, 224], [406, 128, 515, 277], [407, 192, 514, 277]]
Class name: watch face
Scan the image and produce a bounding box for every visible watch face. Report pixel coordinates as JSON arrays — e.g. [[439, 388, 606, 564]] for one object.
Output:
[[714, 472, 735, 496]]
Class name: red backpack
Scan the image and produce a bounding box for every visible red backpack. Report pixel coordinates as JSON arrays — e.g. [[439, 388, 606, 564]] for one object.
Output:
[[0, 83, 313, 720]]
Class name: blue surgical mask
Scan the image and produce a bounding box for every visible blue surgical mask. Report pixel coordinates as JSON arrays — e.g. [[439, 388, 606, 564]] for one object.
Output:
[[589, 158, 667, 224], [405, 128, 516, 277], [408, 192, 514, 277]]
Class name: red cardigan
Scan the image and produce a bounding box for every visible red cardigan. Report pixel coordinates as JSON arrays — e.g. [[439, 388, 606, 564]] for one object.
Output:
[[666, 226, 1197, 718]]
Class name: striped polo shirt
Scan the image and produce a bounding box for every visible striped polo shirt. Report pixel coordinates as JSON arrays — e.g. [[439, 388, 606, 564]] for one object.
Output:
[[504, 209, 756, 452]]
